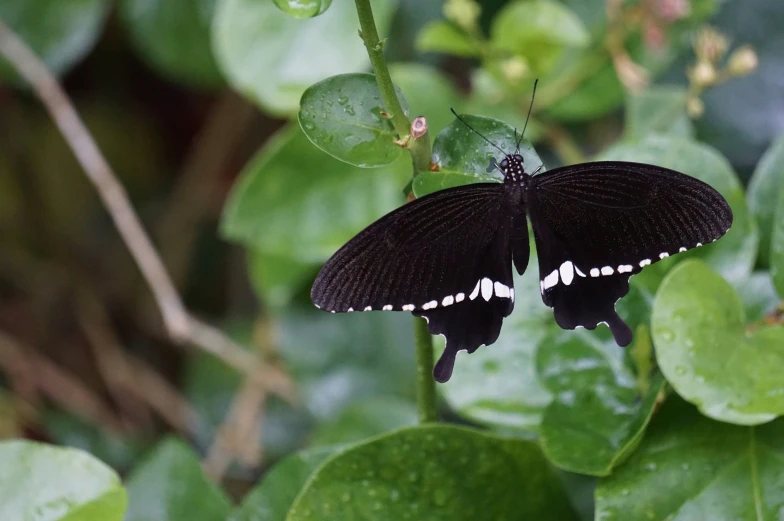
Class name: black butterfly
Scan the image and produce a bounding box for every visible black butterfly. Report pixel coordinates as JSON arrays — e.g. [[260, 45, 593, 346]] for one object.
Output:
[[311, 101, 732, 383]]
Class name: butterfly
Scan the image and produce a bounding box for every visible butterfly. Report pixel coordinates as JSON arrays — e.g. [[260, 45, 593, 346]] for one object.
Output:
[[311, 88, 733, 383]]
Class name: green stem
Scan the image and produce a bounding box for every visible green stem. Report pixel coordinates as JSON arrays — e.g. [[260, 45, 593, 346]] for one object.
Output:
[[414, 317, 437, 423], [354, 0, 432, 175]]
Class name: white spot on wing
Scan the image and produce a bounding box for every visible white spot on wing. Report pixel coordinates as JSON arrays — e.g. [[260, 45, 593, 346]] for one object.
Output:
[[494, 281, 511, 298], [590, 268, 600, 277], [679, 247, 687, 252], [382, 305, 393, 311], [347, 307, 354, 312], [442, 295, 454, 307], [422, 300, 438, 310], [455, 293, 465, 303], [618, 265, 633, 273], [364, 306, 372, 311], [575, 266, 586, 277], [559, 261, 575, 286], [315, 304, 320, 309], [510, 288, 514, 302], [639, 259, 651, 267], [696, 242, 703, 247], [601, 266, 614, 276], [481, 278, 493, 301], [402, 304, 415, 311], [469, 280, 481, 300], [543, 269, 559, 290], [659, 252, 669, 259]]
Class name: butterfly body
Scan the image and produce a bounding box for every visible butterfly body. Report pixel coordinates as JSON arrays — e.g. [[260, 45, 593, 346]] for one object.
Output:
[[312, 153, 732, 383]]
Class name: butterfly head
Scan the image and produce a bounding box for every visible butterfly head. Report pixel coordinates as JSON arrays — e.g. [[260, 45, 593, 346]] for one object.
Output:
[[500, 154, 526, 183]]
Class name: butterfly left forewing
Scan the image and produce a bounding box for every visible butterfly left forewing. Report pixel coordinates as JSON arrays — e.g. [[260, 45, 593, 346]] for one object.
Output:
[[529, 161, 732, 346]]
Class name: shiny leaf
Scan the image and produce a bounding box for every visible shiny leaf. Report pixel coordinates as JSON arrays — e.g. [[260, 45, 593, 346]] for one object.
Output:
[[415, 115, 544, 197], [288, 425, 578, 521], [652, 260, 784, 425], [298, 73, 409, 167], [596, 397, 784, 521], [221, 124, 409, 261], [273, 0, 332, 19], [124, 438, 232, 521], [213, 0, 396, 115], [0, 440, 126, 521]]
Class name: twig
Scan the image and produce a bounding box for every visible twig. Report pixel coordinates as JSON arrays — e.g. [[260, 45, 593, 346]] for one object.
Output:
[[0, 17, 295, 402]]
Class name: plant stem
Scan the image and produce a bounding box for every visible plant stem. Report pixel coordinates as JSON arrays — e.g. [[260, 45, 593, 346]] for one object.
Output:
[[414, 317, 437, 423], [354, 0, 432, 174]]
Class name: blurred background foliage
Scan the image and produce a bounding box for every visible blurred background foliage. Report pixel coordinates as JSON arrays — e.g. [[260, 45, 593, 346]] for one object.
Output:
[[0, 0, 783, 519]]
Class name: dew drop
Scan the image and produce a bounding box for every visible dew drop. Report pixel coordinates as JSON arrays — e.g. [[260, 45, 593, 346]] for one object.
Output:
[[338, 96, 349, 105], [345, 105, 356, 116], [674, 366, 687, 376], [341, 492, 351, 502], [302, 121, 315, 131], [657, 327, 675, 342]]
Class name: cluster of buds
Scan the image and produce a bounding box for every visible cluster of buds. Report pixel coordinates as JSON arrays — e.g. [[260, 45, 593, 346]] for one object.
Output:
[[686, 26, 759, 117], [443, 0, 481, 34]]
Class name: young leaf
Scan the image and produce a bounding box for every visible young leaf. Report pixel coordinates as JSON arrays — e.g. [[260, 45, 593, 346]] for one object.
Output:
[[652, 260, 784, 425], [288, 425, 578, 521], [229, 446, 340, 521], [600, 136, 757, 286], [596, 397, 784, 521], [119, 0, 222, 88], [273, 0, 332, 19], [299, 73, 410, 168], [537, 329, 666, 476], [124, 438, 232, 521], [221, 125, 410, 261], [748, 134, 784, 267], [213, 0, 396, 115], [415, 114, 544, 197], [416, 20, 480, 57], [624, 87, 693, 141], [0, 440, 126, 521]]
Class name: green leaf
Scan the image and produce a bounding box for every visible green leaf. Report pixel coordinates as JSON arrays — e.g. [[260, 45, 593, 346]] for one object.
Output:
[[415, 115, 544, 197], [772, 189, 784, 297], [0, 0, 109, 80], [599, 136, 757, 286], [124, 438, 232, 521], [221, 124, 410, 261], [274, 0, 332, 19], [416, 20, 480, 57], [491, 0, 589, 74], [748, 134, 784, 267], [0, 439, 126, 521], [596, 397, 784, 521], [213, 0, 396, 115], [652, 260, 784, 425], [288, 425, 578, 521], [388, 63, 462, 136], [298, 73, 410, 168], [278, 311, 416, 421], [624, 86, 693, 141], [736, 271, 780, 323], [537, 329, 666, 476], [248, 250, 314, 309], [229, 446, 339, 521], [309, 397, 418, 447], [119, 0, 222, 88]]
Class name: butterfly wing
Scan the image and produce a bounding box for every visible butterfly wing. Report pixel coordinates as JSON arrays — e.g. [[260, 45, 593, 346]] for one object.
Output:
[[529, 161, 733, 346], [311, 183, 521, 382]]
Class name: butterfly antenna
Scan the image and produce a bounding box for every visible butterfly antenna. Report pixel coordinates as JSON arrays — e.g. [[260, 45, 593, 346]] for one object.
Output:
[[517, 79, 538, 152], [450, 108, 509, 158]]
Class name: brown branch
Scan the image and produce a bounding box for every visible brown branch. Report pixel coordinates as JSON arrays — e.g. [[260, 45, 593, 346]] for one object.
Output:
[[0, 18, 295, 402]]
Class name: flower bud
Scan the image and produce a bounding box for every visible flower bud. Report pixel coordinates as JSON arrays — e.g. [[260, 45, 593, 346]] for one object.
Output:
[[694, 26, 728, 63], [690, 61, 717, 87], [727, 45, 759, 76]]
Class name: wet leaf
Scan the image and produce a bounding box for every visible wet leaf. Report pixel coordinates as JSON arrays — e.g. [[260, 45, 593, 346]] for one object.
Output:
[[0, 0, 110, 80], [298, 73, 410, 167], [221, 124, 409, 261], [0, 440, 126, 521], [229, 446, 339, 521], [415, 115, 544, 197], [599, 136, 757, 286], [652, 260, 784, 425], [624, 86, 693, 141], [537, 328, 666, 476], [120, 0, 222, 87], [416, 20, 480, 57], [124, 438, 232, 521], [748, 134, 784, 267], [288, 425, 578, 521], [273, 0, 332, 19], [596, 397, 784, 521], [213, 0, 396, 115]]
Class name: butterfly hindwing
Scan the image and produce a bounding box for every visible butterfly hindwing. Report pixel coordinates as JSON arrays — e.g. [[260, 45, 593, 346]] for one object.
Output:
[[311, 183, 519, 382], [529, 161, 733, 345]]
